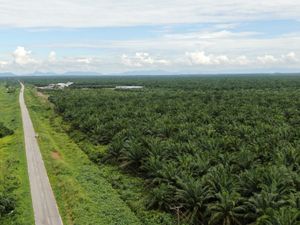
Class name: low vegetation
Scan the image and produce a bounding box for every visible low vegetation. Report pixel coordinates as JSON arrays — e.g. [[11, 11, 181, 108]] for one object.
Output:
[[0, 123, 14, 138], [0, 81, 33, 225], [40, 76, 300, 225]]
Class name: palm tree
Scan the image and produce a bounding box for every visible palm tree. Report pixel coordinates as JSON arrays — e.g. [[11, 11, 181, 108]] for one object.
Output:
[[145, 183, 175, 211], [119, 139, 147, 170], [208, 191, 246, 225], [230, 148, 257, 171], [255, 207, 300, 225], [142, 155, 164, 184], [204, 165, 238, 193], [275, 146, 300, 170], [245, 190, 290, 222], [106, 135, 125, 161], [175, 178, 212, 224], [239, 168, 262, 197], [176, 153, 210, 177], [157, 161, 181, 184], [259, 166, 296, 196]]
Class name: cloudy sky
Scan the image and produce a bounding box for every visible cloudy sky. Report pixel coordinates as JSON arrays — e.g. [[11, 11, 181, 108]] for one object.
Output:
[[0, 0, 300, 74]]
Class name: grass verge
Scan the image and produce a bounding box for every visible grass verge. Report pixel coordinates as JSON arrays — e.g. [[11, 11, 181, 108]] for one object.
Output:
[[0, 84, 34, 225]]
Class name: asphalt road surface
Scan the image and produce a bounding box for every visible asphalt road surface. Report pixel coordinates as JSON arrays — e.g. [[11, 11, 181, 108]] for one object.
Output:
[[19, 83, 63, 225]]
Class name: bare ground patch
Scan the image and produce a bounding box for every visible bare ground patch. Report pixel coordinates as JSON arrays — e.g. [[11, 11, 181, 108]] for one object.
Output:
[[36, 91, 49, 101], [51, 150, 62, 160]]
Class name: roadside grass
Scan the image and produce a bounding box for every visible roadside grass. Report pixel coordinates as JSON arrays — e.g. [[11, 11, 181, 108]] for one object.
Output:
[[24, 86, 143, 225], [76, 140, 176, 225], [0, 84, 33, 225]]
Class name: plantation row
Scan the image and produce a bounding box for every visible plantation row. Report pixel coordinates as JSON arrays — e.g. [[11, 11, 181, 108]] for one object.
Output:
[[46, 77, 300, 225]]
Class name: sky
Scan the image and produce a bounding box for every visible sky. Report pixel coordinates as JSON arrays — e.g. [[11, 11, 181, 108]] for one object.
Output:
[[0, 0, 300, 74]]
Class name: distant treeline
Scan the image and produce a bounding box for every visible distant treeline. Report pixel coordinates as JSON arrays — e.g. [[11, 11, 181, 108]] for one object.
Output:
[[22, 74, 300, 89]]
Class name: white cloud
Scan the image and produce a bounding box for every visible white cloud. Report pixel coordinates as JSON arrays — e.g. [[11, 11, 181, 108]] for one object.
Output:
[[0, 0, 300, 27], [0, 60, 8, 68], [235, 56, 251, 65], [76, 57, 92, 64], [12, 47, 37, 65], [257, 52, 299, 65], [0, 47, 103, 73], [121, 54, 140, 67], [35, 29, 300, 61], [257, 54, 279, 64], [48, 51, 56, 63], [165, 30, 258, 40], [122, 52, 170, 67], [186, 51, 299, 66], [186, 51, 242, 65], [283, 52, 298, 62], [41, 56, 103, 73], [0, 1, 299, 74], [186, 51, 212, 65], [1, 46, 300, 74]]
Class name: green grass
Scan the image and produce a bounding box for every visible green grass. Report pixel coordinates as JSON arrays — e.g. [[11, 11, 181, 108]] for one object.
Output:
[[25, 86, 144, 225], [0, 84, 34, 225], [76, 140, 176, 225]]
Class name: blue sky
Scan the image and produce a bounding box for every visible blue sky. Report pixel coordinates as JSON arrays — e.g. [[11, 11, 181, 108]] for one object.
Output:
[[0, 0, 300, 74]]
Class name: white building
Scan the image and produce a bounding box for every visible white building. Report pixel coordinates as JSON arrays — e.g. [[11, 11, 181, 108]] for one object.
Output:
[[56, 82, 74, 89], [38, 82, 74, 90], [115, 86, 143, 90]]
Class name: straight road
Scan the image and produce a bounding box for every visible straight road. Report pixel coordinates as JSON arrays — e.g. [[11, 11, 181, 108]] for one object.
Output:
[[19, 83, 63, 225]]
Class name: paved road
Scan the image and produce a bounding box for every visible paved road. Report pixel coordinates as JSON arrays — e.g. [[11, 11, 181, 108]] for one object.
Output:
[[19, 83, 63, 225]]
